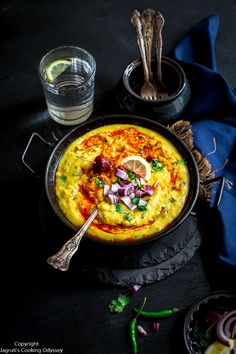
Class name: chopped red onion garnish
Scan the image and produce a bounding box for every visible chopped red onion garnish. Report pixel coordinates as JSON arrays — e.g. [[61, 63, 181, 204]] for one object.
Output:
[[138, 199, 147, 206], [115, 167, 129, 180], [151, 322, 160, 332], [111, 183, 120, 193], [135, 189, 146, 198], [137, 325, 148, 337], [129, 192, 135, 200], [103, 184, 110, 196], [142, 185, 154, 195], [117, 187, 126, 196], [117, 188, 125, 196], [119, 180, 130, 186], [121, 196, 137, 210], [118, 185, 136, 196], [104, 164, 154, 210], [108, 193, 119, 204]]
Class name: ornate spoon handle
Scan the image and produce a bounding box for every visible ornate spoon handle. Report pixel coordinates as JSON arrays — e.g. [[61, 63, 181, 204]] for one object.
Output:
[[154, 11, 165, 82], [47, 208, 98, 271], [141, 8, 155, 79], [131, 10, 150, 82]]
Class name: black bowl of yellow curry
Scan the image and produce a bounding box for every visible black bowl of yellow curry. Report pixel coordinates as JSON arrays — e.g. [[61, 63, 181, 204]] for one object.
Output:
[[45, 115, 199, 245]]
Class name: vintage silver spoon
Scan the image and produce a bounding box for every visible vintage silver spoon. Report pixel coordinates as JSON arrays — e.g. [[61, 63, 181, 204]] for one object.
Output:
[[154, 12, 169, 99], [131, 10, 157, 100], [141, 8, 155, 82], [47, 208, 98, 271]]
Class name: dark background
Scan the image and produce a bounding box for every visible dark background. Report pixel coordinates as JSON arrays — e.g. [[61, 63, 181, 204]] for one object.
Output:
[[1, 1, 236, 353]]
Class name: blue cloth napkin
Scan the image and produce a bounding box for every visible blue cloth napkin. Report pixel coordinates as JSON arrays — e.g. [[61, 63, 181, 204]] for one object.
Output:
[[170, 15, 236, 268]]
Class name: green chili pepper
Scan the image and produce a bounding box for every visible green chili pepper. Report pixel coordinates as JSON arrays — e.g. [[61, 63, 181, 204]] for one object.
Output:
[[132, 307, 184, 318], [130, 297, 147, 354]]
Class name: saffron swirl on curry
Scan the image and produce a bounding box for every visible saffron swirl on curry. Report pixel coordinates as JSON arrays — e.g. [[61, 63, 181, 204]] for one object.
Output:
[[55, 124, 190, 242]]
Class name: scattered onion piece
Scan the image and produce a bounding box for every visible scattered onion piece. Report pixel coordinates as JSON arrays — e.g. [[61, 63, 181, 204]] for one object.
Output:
[[129, 284, 141, 295], [137, 325, 148, 337], [150, 322, 160, 332]]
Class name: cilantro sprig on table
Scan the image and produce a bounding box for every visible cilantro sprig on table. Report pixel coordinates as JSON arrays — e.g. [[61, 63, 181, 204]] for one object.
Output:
[[109, 294, 130, 313]]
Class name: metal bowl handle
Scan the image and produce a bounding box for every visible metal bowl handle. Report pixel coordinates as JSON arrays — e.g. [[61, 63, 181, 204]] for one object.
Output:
[[21, 132, 53, 176], [202, 176, 225, 208], [190, 176, 225, 216]]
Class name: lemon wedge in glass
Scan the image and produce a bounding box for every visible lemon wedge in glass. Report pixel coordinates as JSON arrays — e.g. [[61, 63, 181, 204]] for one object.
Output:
[[204, 340, 235, 354], [45, 59, 71, 83], [121, 155, 151, 181]]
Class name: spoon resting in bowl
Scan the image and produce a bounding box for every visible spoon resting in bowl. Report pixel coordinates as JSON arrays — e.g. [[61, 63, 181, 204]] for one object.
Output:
[[47, 208, 98, 271]]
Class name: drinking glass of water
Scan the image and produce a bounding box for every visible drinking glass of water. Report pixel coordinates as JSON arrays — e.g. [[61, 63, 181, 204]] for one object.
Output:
[[38, 46, 96, 125]]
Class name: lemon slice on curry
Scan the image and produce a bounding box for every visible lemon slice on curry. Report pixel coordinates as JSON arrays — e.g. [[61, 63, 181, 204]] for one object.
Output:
[[121, 155, 151, 181], [204, 341, 234, 354], [46, 59, 71, 83]]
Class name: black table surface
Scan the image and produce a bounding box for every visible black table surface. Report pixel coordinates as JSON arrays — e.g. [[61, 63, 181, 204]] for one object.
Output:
[[1, 1, 236, 353]]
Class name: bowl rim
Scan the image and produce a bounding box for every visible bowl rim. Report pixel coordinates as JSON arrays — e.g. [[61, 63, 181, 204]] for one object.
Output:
[[123, 56, 187, 103], [183, 290, 236, 353]]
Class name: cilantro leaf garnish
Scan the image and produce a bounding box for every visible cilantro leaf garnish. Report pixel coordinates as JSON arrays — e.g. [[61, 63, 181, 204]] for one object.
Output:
[[109, 294, 130, 313], [59, 175, 67, 182], [132, 197, 140, 205], [177, 159, 187, 165], [138, 205, 148, 211], [128, 170, 135, 180], [115, 204, 122, 213], [151, 159, 165, 172], [125, 213, 132, 221], [95, 177, 105, 187]]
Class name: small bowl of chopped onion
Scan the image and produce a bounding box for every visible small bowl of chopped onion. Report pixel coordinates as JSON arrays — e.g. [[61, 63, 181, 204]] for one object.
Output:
[[184, 291, 236, 353]]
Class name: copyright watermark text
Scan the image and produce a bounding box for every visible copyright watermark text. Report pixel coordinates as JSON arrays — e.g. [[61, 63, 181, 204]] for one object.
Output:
[[0, 341, 63, 353]]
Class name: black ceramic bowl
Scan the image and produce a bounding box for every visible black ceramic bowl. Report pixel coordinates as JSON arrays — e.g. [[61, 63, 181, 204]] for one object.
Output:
[[45, 114, 199, 246], [184, 291, 236, 353], [116, 56, 191, 125]]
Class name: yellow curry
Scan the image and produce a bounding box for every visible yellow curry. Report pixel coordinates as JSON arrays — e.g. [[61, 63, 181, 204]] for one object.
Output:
[[55, 124, 190, 242]]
